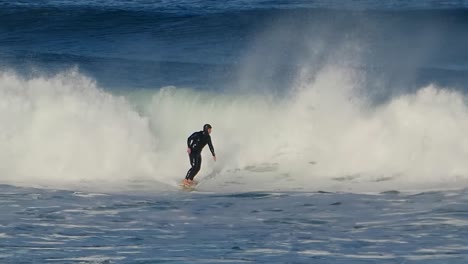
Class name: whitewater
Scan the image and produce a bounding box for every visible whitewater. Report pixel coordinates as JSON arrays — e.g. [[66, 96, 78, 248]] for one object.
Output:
[[1, 65, 468, 194]]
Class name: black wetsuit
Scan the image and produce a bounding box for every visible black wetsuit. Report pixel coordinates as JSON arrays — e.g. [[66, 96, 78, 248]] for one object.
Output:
[[185, 131, 215, 180]]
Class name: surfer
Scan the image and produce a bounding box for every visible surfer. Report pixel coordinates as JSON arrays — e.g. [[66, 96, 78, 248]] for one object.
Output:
[[183, 124, 216, 186]]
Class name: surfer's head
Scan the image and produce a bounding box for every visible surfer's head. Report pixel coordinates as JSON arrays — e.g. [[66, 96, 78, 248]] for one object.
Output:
[[203, 124, 212, 134]]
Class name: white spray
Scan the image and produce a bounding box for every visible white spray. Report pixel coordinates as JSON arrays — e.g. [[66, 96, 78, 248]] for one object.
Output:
[[1, 67, 468, 193]]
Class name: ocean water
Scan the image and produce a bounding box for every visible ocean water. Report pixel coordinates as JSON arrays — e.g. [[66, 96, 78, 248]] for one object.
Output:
[[2, 185, 468, 263], [1, 0, 468, 263]]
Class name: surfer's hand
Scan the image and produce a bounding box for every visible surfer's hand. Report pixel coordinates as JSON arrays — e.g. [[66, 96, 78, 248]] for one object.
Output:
[[187, 148, 191, 154], [213, 155, 217, 161]]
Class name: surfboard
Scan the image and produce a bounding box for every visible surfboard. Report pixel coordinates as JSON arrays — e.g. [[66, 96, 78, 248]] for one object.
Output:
[[179, 180, 198, 191]]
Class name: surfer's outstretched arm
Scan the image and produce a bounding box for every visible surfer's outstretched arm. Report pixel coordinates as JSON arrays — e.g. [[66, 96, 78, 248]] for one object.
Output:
[[208, 136, 216, 161]]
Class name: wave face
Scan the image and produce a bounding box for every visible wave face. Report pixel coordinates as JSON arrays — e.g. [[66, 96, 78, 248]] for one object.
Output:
[[1, 1, 468, 193]]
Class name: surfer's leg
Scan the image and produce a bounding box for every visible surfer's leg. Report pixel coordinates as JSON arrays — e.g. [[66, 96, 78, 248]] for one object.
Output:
[[188, 154, 202, 181], [185, 152, 196, 180]]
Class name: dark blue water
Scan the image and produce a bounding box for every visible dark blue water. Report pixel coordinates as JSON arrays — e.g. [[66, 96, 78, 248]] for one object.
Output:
[[1, 185, 468, 263], [2, 0, 468, 90], [2, 1, 468, 263]]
